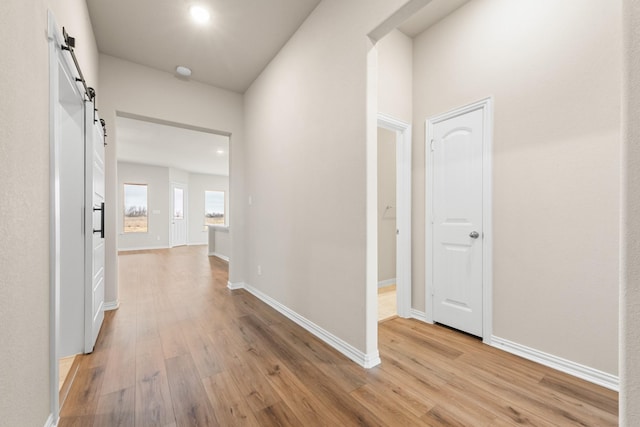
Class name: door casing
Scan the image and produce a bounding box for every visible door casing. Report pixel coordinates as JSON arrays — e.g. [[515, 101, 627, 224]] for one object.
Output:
[[425, 97, 494, 344]]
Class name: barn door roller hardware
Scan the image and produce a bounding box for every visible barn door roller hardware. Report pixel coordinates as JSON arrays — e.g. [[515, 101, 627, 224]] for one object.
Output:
[[61, 27, 108, 146], [60, 27, 95, 103]]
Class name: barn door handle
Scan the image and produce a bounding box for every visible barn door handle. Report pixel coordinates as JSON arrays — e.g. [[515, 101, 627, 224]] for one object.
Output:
[[93, 202, 105, 239], [469, 231, 479, 239]]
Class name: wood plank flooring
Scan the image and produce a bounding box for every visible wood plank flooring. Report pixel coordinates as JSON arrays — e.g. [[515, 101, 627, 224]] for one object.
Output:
[[59, 246, 618, 426]]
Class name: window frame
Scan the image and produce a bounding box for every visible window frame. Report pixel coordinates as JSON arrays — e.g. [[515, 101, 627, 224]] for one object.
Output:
[[204, 190, 226, 228], [123, 183, 149, 233]]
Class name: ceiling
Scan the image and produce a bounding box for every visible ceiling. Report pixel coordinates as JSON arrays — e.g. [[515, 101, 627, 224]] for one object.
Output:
[[86, 0, 322, 93], [100, 0, 471, 175], [116, 116, 230, 176], [398, 0, 470, 38], [86, 0, 471, 94]]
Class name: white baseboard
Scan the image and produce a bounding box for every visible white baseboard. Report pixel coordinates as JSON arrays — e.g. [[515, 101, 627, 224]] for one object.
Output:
[[410, 308, 430, 323], [378, 278, 397, 288], [43, 413, 56, 427], [103, 300, 120, 311], [234, 282, 380, 368], [491, 336, 619, 391], [227, 281, 245, 290], [209, 252, 230, 262], [117, 245, 169, 252]]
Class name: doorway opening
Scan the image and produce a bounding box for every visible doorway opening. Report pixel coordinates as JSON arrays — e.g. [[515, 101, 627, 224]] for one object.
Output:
[[377, 114, 412, 322], [114, 114, 231, 258]]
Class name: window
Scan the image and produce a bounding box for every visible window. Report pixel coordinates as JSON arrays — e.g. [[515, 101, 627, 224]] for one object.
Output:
[[173, 187, 184, 219], [205, 190, 225, 226], [123, 184, 148, 233]]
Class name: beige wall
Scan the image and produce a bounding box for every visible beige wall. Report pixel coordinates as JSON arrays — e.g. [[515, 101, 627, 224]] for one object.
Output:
[[0, 3, 50, 425], [243, 0, 407, 353], [622, 0, 640, 423], [412, 0, 621, 375], [99, 54, 245, 304], [378, 29, 413, 123], [0, 1, 98, 425], [377, 127, 397, 283]]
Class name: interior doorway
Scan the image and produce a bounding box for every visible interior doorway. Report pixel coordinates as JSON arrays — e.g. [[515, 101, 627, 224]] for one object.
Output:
[[377, 114, 412, 321], [115, 114, 230, 254], [377, 126, 397, 321]]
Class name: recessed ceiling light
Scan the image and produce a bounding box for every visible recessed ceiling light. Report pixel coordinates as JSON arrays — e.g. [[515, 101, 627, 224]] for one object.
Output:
[[216, 149, 225, 155], [176, 65, 192, 77], [190, 5, 210, 24]]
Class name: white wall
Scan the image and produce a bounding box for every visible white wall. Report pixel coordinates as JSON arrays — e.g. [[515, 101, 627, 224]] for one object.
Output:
[[117, 162, 170, 250], [209, 227, 230, 260], [412, 0, 621, 375], [169, 167, 189, 185], [0, 1, 98, 425], [99, 54, 245, 305], [377, 127, 396, 284], [377, 29, 413, 123], [622, 0, 640, 423], [243, 0, 408, 356], [189, 173, 229, 245]]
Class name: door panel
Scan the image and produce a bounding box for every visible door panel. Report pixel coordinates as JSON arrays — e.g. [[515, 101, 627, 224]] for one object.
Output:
[[85, 101, 105, 353], [171, 183, 187, 247], [432, 108, 484, 337], [58, 76, 85, 357]]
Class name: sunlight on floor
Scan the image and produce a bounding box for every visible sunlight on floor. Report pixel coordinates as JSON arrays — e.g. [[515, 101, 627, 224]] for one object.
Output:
[[378, 284, 397, 321], [59, 355, 75, 391]]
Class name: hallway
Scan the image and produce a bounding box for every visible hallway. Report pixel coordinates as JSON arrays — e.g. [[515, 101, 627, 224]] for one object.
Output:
[[59, 246, 618, 426]]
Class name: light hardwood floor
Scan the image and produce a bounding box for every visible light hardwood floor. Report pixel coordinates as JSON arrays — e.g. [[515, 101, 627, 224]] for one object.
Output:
[[59, 246, 618, 426], [378, 285, 397, 321], [59, 356, 76, 391]]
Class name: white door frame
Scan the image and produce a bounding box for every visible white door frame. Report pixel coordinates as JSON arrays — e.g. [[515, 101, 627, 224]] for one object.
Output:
[[377, 113, 412, 318], [48, 10, 87, 422], [425, 97, 494, 344]]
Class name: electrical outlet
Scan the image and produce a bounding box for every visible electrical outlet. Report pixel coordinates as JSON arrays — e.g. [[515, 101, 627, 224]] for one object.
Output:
[[248, 195, 253, 206], [157, 236, 160, 241], [257, 265, 262, 276]]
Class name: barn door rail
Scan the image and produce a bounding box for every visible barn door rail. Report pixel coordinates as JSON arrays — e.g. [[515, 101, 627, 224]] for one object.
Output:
[[60, 27, 95, 103]]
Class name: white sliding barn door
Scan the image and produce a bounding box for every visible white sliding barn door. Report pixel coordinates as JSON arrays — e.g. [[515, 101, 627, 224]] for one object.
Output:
[[84, 102, 105, 353], [58, 66, 86, 358]]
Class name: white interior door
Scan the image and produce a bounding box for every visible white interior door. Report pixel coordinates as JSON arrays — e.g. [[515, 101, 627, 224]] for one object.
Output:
[[84, 102, 105, 353], [171, 183, 187, 247], [430, 107, 484, 337]]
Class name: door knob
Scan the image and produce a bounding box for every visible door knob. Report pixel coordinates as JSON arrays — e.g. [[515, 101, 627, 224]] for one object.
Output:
[[469, 231, 480, 239]]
